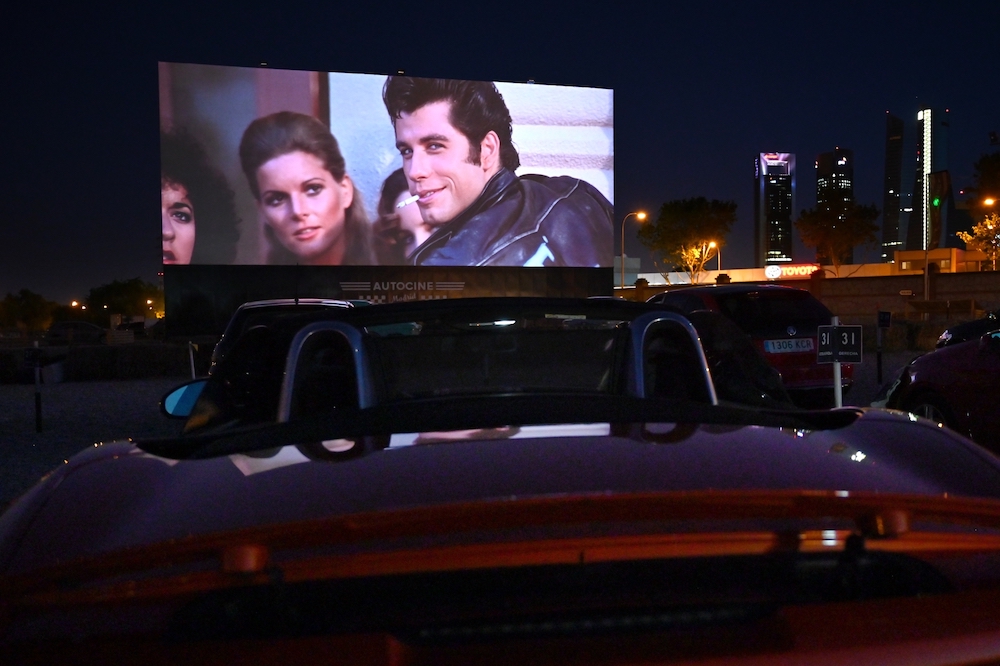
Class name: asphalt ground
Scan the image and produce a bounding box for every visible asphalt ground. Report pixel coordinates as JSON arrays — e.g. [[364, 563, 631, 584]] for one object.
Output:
[[1, 376, 188, 509], [0, 351, 918, 509]]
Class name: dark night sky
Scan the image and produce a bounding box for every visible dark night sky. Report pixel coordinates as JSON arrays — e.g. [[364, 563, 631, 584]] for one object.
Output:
[[2, 2, 998, 303]]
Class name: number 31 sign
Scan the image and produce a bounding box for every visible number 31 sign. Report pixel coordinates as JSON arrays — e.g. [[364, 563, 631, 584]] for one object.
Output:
[[817, 325, 863, 363]]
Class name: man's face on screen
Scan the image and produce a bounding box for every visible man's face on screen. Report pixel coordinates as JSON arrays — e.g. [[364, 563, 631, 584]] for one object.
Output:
[[394, 100, 497, 226]]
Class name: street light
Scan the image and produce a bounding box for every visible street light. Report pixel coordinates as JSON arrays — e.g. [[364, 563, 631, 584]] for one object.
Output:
[[708, 241, 721, 271], [621, 211, 647, 288]]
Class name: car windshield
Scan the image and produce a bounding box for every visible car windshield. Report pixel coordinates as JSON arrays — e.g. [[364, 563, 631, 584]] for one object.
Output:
[[148, 300, 863, 459], [715, 290, 832, 334], [366, 313, 622, 399]]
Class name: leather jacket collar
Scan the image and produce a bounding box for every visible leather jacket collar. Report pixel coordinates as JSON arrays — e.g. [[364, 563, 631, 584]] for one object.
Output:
[[409, 168, 516, 265]]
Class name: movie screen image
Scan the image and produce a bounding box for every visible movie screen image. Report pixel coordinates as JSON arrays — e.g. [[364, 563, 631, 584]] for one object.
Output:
[[159, 63, 614, 269]]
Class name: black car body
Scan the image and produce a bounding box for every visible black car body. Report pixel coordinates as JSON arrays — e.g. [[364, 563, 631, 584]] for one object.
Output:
[[208, 298, 360, 374], [936, 307, 1000, 347], [885, 329, 1000, 452]]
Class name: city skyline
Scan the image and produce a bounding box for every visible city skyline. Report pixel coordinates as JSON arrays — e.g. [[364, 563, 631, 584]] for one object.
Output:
[[2, 3, 998, 303]]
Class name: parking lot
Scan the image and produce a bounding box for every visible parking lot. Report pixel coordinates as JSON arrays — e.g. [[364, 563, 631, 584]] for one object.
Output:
[[0, 376, 186, 508]]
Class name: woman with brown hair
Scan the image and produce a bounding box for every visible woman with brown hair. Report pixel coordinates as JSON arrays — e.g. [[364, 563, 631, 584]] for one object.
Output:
[[239, 112, 374, 265]]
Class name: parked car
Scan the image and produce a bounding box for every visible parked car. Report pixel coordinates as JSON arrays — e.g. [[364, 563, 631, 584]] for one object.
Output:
[[885, 329, 1000, 452], [5, 298, 1000, 663], [114, 319, 167, 339], [41, 320, 106, 345], [167, 300, 794, 436], [646, 284, 852, 406], [208, 298, 362, 374], [936, 306, 1000, 347]]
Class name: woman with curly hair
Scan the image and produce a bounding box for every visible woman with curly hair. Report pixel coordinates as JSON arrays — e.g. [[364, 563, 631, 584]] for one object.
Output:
[[239, 111, 374, 265], [160, 127, 241, 264]]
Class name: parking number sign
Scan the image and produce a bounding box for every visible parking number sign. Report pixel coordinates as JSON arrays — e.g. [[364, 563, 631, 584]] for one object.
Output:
[[817, 325, 863, 363]]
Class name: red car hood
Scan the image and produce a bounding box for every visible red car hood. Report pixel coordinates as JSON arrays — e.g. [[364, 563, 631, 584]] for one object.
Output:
[[1, 409, 999, 577]]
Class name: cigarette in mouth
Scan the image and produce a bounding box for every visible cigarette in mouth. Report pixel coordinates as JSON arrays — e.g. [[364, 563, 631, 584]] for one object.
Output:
[[397, 194, 419, 209]]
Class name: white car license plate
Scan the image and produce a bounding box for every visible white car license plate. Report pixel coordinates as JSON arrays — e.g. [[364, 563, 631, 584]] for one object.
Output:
[[764, 338, 814, 353]]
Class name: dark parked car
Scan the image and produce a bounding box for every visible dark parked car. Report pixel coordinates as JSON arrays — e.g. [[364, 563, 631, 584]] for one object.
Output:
[[936, 306, 1000, 347], [168, 300, 795, 435], [208, 298, 362, 374], [885, 329, 1000, 452], [114, 319, 166, 339], [42, 320, 106, 345], [6, 298, 1000, 663], [646, 284, 852, 405]]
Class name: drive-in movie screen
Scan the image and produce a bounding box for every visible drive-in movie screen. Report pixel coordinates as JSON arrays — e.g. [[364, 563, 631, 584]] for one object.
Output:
[[159, 62, 614, 270]]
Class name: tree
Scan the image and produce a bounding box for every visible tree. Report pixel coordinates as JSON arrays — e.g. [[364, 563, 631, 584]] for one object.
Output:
[[0, 289, 58, 332], [86, 278, 164, 321], [958, 213, 1000, 270], [794, 201, 880, 276], [636, 197, 736, 284], [967, 151, 1000, 223]]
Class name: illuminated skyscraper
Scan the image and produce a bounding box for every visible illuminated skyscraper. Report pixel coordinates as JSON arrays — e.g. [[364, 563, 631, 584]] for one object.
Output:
[[754, 152, 796, 266], [815, 147, 855, 265], [881, 113, 904, 261], [905, 107, 950, 250]]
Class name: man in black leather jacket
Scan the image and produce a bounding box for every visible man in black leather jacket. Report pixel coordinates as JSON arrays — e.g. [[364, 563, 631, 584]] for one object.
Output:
[[383, 76, 614, 267]]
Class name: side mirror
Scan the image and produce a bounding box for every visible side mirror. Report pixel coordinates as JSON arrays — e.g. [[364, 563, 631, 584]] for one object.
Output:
[[161, 379, 208, 418]]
